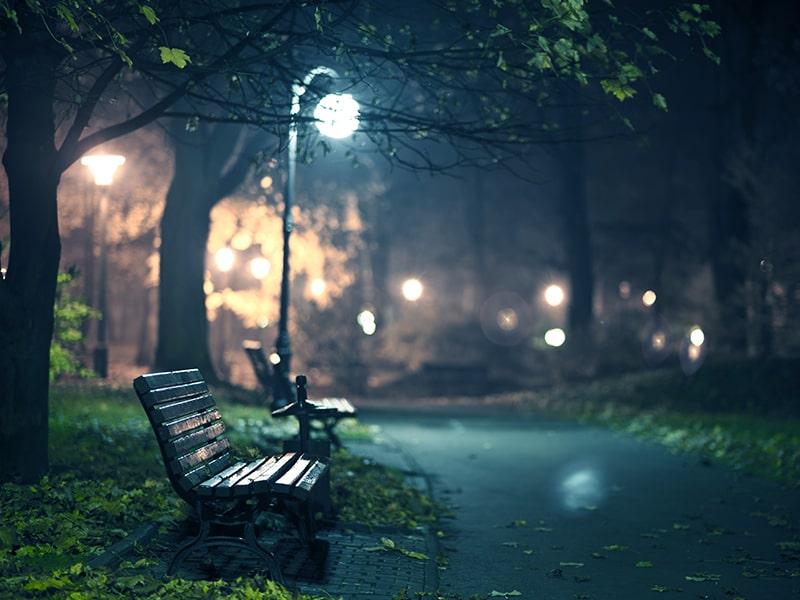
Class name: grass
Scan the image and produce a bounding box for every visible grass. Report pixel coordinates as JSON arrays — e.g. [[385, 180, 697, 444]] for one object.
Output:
[[519, 358, 800, 486], [0, 381, 437, 599]]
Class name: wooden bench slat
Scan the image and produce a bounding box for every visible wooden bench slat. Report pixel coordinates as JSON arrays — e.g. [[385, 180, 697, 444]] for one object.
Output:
[[250, 453, 299, 494], [196, 461, 249, 495], [178, 452, 234, 492], [170, 438, 231, 474], [292, 459, 328, 500], [158, 409, 222, 441], [141, 381, 209, 408], [213, 457, 272, 498], [151, 393, 216, 424], [164, 421, 226, 458], [272, 455, 313, 495], [134, 369, 204, 395]]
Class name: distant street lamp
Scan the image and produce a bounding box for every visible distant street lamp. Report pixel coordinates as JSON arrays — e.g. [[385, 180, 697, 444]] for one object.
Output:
[[249, 256, 271, 280], [214, 246, 236, 272], [642, 289, 657, 307], [273, 66, 360, 408], [401, 278, 424, 302], [543, 284, 565, 307], [544, 327, 567, 347], [81, 154, 125, 378]]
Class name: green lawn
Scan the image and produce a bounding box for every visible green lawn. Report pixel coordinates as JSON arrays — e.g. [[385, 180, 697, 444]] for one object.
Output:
[[0, 382, 437, 599], [522, 359, 800, 486]]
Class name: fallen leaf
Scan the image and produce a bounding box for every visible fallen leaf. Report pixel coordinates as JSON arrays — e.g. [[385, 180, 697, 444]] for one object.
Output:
[[636, 560, 654, 568], [501, 541, 519, 548], [603, 544, 628, 551], [672, 523, 690, 530], [685, 572, 721, 582], [489, 591, 522, 598], [559, 562, 584, 567]]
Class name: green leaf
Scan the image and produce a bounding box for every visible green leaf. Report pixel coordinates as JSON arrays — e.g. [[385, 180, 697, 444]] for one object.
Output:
[[314, 7, 323, 32], [652, 93, 668, 111], [636, 560, 654, 568], [140, 5, 158, 25], [55, 4, 79, 33], [159, 47, 191, 69], [381, 537, 396, 549]]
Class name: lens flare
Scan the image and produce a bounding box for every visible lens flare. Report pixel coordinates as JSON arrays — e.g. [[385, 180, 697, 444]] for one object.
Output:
[[402, 278, 424, 302]]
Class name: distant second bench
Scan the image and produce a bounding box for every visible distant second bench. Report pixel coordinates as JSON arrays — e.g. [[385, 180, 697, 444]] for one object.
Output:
[[243, 340, 358, 448]]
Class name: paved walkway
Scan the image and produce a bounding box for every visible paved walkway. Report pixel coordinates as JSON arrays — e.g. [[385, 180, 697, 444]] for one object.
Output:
[[361, 410, 800, 599]]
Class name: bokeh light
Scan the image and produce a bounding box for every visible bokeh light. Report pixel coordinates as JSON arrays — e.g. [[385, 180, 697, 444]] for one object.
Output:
[[689, 326, 705, 347], [496, 308, 519, 331], [642, 289, 657, 307], [401, 278, 424, 302], [310, 278, 327, 297], [543, 284, 565, 307], [214, 247, 235, 272], [269, 352, 281, 365], [357, 309, 376, 335], [249, 257, 271, 280], [618, 281, 631, 299], [259, 175, 273, 189], [544, 328, 566, 347]]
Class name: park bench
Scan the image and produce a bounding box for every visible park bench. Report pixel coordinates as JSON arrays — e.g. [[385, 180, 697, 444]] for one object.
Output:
[[243, 340, 358, 449], [133, 368, 330, 580]]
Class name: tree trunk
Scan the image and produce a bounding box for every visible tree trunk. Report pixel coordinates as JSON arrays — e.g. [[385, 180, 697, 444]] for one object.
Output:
[[153, 122, 251, 380], [153, 133, 218, 379], [0, 42, 61, 482]]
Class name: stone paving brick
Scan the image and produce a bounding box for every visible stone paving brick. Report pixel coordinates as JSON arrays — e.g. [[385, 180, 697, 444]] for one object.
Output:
[[153, 527, 432, 598]]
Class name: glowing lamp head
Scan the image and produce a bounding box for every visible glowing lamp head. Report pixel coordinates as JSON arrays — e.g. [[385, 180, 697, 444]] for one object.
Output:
[[314, 93, 360, 139], [214, 247, 236, 272], [689, 326, 705, 347], [81, 154, 125, 186], [401, 278, 423, 302], [543, 284, 565, 307], [496, 308, 519, 331], [544, 328, 566, 347], [642, 290, 657, 307], [310, 278, 327, 297], [249, 257, 271, 280]]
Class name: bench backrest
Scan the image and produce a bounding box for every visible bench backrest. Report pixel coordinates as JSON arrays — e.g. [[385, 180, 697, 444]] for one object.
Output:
[[133, 369, 233, 503], [243, 340, 273, 390]]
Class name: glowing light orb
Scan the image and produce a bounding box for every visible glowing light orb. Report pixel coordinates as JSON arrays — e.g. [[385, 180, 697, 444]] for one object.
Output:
[[618, 281, 631, 299], [249, 257, 271, 280], [357, 309, 375, 327], [257, 316, 270, 329], [651, 331, 667, 350], [544, 328, 566, 347], [401, 278, 424, 302], [689, 326, 705, 347], [687, 343, 702, 362], [310, 278, 327, 297], [314, 93, 360, 139], [269, 352, 281, 365], [81, 154, 125, 186], [496, 308, 519, 331], [214, 247, 236, 272], [543, 284, 565, 307], [259, 175, 273, 189], [642, 289, 657, 307]]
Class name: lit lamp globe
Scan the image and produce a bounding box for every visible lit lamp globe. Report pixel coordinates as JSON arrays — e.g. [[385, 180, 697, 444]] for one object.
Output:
[[314, 93, 360, 139], [81, 154, 125, 186]]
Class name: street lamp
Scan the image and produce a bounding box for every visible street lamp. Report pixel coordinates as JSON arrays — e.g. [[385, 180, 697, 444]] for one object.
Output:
[[401, 278, 424, 302], [273, 66, 359, 408], [81, 153, 125, 378]]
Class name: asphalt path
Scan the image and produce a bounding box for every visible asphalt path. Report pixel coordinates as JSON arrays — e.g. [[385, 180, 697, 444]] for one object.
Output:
[[360, 410, 800, 600]]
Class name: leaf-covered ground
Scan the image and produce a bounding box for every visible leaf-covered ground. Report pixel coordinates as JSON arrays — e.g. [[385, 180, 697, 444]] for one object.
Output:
[[0, 382, 437, 598], [520, 360, 800, 486]]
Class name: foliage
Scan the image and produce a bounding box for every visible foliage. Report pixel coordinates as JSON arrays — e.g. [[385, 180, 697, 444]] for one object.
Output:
[[331, 450, 439, 530], [49, 272, 96, 381], [0, 382, 437, 597], [518, 360, 800, 486]]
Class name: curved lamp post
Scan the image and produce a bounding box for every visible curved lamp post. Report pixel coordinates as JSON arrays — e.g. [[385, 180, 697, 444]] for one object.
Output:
[[272, 67, 359, 409], [81, 154, 125, 378]]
